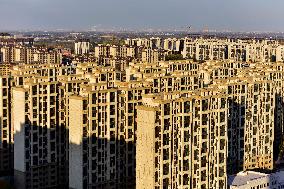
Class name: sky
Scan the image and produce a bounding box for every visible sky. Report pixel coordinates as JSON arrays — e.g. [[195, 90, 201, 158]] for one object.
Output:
[[0, 0, 284, 32]]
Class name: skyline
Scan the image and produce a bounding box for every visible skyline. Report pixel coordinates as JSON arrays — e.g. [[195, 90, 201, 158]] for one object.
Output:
[[1, 0, 284, 32]]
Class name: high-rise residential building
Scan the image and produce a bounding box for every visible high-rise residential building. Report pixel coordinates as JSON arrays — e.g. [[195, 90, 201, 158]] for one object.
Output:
[[213, 77, 275, 174], [69, 84, 119, 189], [0, 34, 34, 46], [68, 78, 152, 189], [150, 37, 162, 49], [163, 38, 182, 52], [0, 46, 13, 63], [141, 48, 159, 63], [11, 63, 76, 189], [12, 79, 67, 189], [137, 89, 228, 189], [33, 49, 62, 64], [4, 58, 284, 189], [180, 37, 283, 62], [0, 45, 62, 64], [94, 44, 136, 60], [75, 39, 90, 55]]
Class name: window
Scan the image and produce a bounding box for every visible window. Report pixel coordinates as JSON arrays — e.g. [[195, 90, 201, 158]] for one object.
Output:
[[202, 114, 208, 125], [202, 100, 208, 111], [202, 128, 207, 139], [220, 112, 225, 122], [164, 103, 171, 115], [184, 101, 190, 113], [163, 164, 169, 175]]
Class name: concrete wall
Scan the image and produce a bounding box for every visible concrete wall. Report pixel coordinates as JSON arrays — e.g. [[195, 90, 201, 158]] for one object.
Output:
[[69, 96, 83, 189], [136, 106, 156, 189], [12, 88, 25, 172], [12, 88, 26, 189]]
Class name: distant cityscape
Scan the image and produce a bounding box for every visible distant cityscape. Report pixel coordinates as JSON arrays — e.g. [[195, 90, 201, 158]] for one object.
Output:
[[1, 31, 284, 189]]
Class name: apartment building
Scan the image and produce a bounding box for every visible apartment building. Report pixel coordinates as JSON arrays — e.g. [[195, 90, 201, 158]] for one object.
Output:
[[226, 44, 247, 61], [124, 38, 151, 48], [95, 44, 137, 58], [75, 39, 90, 55], [180, 37, 284, 63], [69, 77, 152, 189], [12, 78, 66, 189], [94, 43, 167, 65], [266, 63, 284, 164], [0, 46, 13, 63], [69, 83, 119, 189], [150, 37, 162, 49], [0, 45, 62, 64], [133, 59, 278, 189], [33, 49, 62, 64], [14, 46, 27, 62], [11, 63, 77, 188], [163, 38, 182, 52], [116, 81, 152, 185], [137, 89, 228, 189], [141, 48, 159, 63], [0, 34, 33, 46], [213, 77, 275, 174]]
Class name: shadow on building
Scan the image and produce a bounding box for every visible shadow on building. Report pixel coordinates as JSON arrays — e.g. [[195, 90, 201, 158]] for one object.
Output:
[[274, 93, 284, 168], [0, 115, 13, 187], [13, 122, 68, 189], [11, 122, 135, 189], [6, 93, 284, 189], [0, 147, 13, 177], [69, 137, 135, 189], [227, 99, 245, 175]]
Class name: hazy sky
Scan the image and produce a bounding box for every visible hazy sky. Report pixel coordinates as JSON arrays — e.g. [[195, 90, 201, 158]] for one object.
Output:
[[0, 0, 284, 31]]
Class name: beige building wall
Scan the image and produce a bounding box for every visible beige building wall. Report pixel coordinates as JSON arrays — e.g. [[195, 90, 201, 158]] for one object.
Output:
[[69, 96, 84, 189], [12, 87, 26, 188], [12, 87, 26, 172], [136, 106, 156, 189]]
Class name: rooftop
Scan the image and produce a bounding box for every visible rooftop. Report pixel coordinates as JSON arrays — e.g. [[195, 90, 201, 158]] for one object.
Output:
[[228, 171, 269, 187]]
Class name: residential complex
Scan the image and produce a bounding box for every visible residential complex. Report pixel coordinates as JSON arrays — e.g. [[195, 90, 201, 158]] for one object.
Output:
[[0, 34, 284, 189]]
